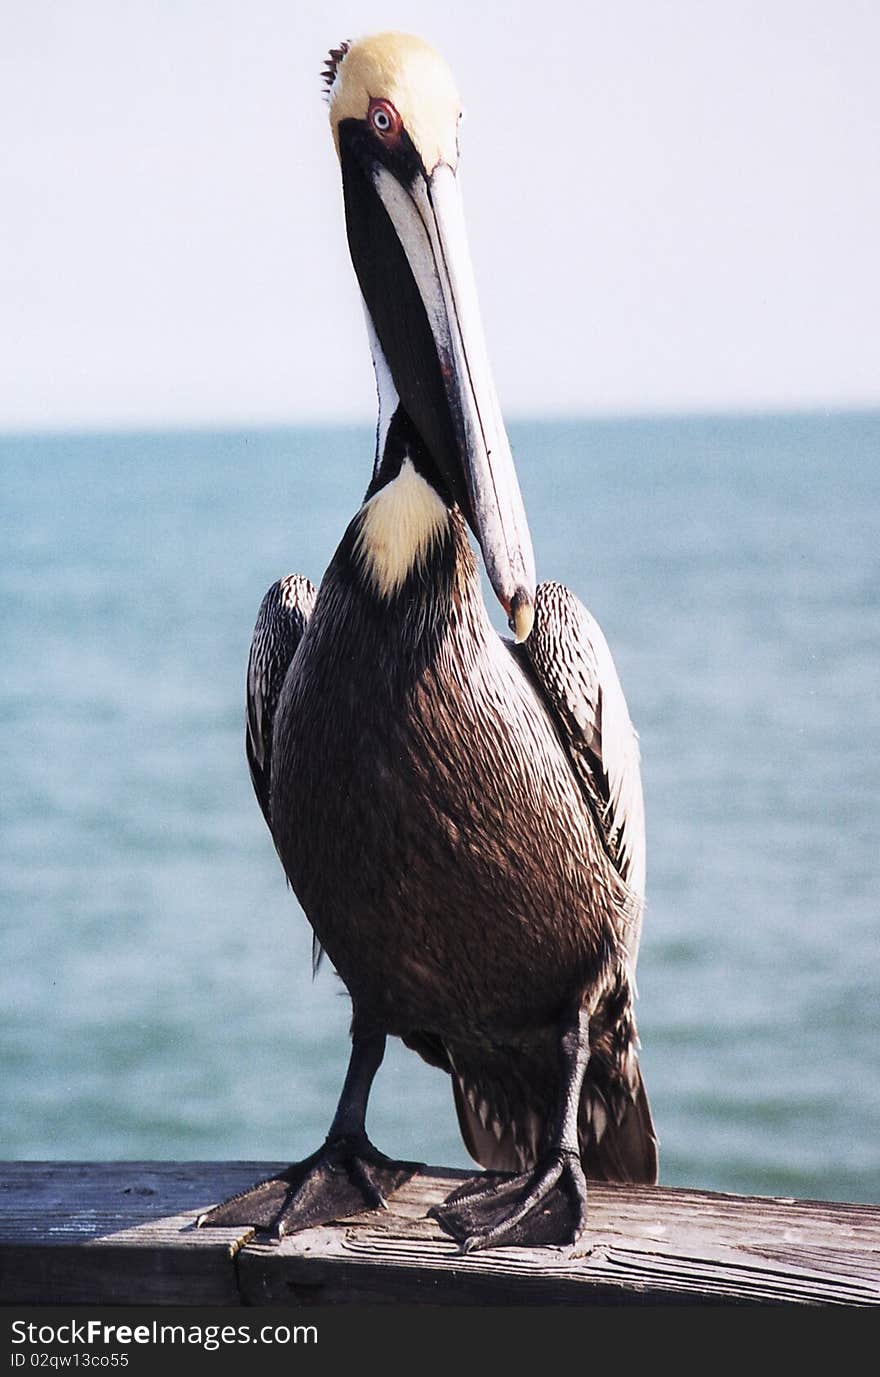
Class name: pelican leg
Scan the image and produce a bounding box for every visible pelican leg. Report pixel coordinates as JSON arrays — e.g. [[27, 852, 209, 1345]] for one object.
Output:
[[198, 1024, 421, 1236], [430, 1006, 591, 1250]]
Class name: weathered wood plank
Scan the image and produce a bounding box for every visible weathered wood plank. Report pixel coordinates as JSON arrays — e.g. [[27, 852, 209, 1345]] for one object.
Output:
[[1, 1162, 878, 1306], [239, 1171, 880, 1307], [0, 1162, 258, 1305]]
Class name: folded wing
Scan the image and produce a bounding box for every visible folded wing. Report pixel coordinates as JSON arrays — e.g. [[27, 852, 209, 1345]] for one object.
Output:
[[246, 574, 317, 830]]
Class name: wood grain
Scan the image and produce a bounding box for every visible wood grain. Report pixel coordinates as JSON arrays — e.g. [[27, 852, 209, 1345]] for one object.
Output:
[[1, 1162, 877, 1306]]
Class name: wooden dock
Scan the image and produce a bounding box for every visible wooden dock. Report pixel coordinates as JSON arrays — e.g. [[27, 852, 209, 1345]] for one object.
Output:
[[1, 1161, 878, 1306]]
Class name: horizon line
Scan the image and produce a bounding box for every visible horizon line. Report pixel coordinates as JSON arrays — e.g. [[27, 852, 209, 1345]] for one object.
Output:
[[2, 401, 879, 442]]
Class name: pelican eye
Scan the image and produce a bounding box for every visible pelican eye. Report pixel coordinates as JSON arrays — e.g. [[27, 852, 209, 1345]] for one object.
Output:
[[368, 98, 402, 142]]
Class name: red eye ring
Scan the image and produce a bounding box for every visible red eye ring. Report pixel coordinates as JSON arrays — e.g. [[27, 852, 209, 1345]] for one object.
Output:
[[368, 97, 402, 143]]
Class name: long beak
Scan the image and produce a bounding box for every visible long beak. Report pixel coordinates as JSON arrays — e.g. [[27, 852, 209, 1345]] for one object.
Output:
[[365, 159, 536, 640]]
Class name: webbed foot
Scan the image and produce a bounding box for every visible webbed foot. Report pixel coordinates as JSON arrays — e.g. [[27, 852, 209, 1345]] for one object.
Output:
[[429, 1149, 588, 1251], [198, 1133, 420, 1236]]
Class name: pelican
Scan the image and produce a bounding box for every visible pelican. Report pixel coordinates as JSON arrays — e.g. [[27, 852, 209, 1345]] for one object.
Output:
[[200, 32, 657, 1250]]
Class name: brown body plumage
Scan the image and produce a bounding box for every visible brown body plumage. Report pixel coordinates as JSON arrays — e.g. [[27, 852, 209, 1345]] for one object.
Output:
[[269, 443, 655, 1182]]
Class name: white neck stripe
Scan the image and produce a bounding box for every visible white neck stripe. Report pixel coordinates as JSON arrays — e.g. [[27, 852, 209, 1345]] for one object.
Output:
[[355, 457, 448, 597]]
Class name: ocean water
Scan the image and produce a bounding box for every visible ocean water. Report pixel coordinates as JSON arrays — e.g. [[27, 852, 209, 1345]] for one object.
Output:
[[1, 412, 878, 1204]]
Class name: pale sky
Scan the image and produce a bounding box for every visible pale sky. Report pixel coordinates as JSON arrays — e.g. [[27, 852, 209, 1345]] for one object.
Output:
[[2, 0, 879, 429]]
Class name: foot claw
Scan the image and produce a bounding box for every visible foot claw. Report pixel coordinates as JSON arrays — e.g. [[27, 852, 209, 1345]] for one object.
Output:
[[431, 1153, 587, 1251], [199, 1139, 421, 1236]]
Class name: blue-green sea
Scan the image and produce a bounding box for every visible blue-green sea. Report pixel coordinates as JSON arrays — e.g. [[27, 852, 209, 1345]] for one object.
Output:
[[2, 412, 878, 1204]]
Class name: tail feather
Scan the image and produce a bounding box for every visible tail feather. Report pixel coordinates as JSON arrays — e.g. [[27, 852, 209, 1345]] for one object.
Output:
[[452, 1074, 522, 1172], [579, 1063, 658, 1184], [452, 1062, 658, 1184]]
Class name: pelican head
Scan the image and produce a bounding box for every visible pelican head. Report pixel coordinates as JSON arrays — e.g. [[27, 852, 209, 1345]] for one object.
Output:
[[324, 33, 535, 641]]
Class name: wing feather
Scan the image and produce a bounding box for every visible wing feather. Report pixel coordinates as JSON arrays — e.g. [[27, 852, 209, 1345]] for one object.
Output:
[[515, 580, 646, 969], [246, 574, 317, 831]]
